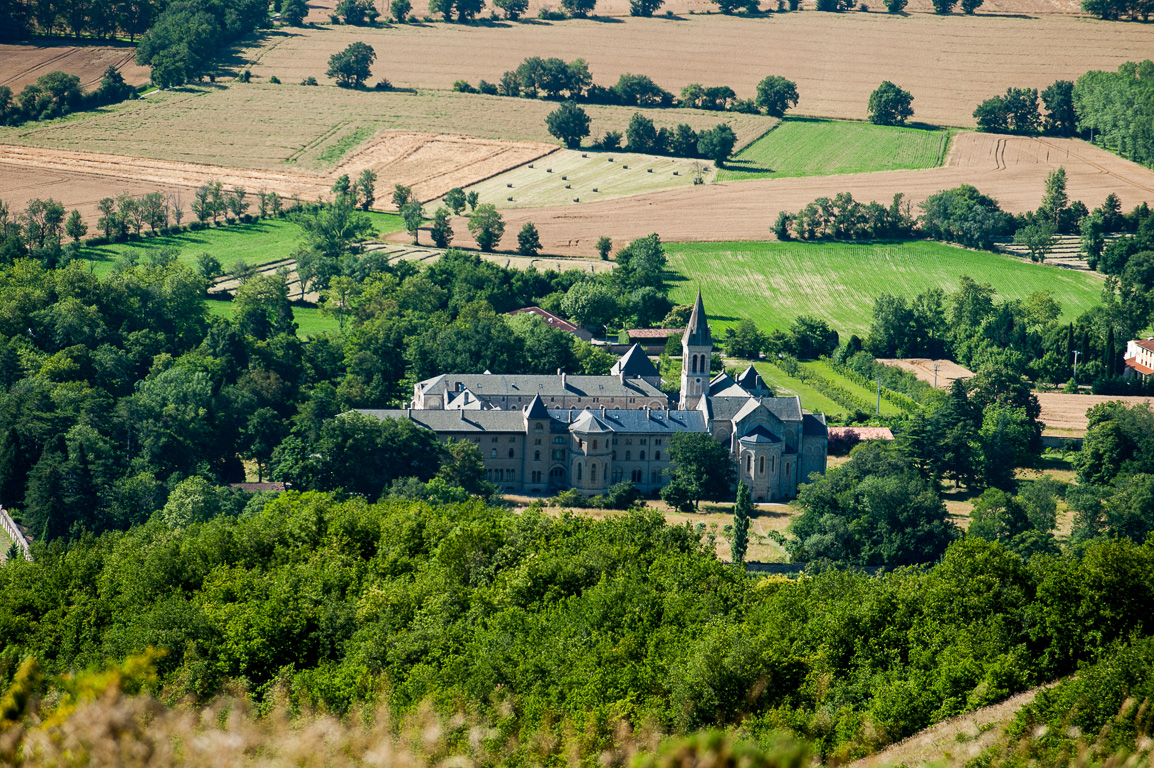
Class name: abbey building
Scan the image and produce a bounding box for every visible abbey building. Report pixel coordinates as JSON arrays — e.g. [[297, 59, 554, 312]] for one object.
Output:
[[359, 293, 828, 501]]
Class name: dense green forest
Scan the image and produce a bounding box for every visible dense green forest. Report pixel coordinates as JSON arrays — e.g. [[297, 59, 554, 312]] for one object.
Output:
[[1, 495, 1153, 762]]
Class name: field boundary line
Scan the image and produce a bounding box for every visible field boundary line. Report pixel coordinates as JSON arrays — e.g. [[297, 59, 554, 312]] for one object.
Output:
[[443, 146, 561, 204]]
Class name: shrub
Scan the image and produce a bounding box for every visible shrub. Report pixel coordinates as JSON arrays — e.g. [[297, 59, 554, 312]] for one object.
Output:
[[269, 75, 281, 84]]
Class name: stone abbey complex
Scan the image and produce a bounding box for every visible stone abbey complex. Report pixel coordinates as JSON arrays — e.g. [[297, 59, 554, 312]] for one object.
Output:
[[360, 294, 828, 501]]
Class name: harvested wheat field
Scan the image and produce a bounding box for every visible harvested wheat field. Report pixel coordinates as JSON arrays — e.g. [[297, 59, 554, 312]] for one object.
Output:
[[878, 359, 975, 388], [310, 0, 1087, 22], [452, 133, 1154, 256], [0, 42, 151, 91], [243, 14, 1154, 127], [0, 83, 772, 168], [0, 132, 554, 218], [0, 163, 193, 224], [1036, 392, 1154, 433], [462, 149, 712, 208]]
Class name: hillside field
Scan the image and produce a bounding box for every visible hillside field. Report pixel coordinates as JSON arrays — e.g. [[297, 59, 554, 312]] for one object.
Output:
[[241, 15, 1154, 128], [666, 240, 1103, 336], [717, 120, 951, 181]]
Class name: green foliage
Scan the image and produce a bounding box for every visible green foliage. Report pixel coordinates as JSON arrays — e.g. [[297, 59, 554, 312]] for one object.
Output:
[[730, 482, 751, 565], [467, 204, 504, 252], [326, 42, 376, 88], [665, 432, 737, 509], [517, 222, 542, 257], [545, 102, 591, 148], [755, 76, 799, 118], [868, 81, 914, 126], [1075, 61, 1154, 167]]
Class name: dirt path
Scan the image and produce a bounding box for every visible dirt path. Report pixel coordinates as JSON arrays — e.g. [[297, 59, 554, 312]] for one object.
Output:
[[847, 683, 1057, 768]]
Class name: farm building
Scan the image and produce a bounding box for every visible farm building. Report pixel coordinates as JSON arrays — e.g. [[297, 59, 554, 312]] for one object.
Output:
[[508, 306, 594, 342], [359, 293, 826, 500], [1124, 338, 1154, 380]]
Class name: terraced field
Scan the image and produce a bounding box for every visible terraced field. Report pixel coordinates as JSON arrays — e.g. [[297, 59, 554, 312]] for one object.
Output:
[[717, 119, 952, 181], [667, 240, 1103, 336], [802, 359, 905, 417]]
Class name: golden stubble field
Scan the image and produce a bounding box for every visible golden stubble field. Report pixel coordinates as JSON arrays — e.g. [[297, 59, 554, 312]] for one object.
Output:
[[308, 0, 1086, 22], [243, 14, 1154, 128], [443, 132, 1154, 256], [0, 42, 151, 91], [0, 83, 774, 167]]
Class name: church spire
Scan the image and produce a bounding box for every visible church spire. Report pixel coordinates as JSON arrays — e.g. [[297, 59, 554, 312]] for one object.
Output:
[[679, 289, 712, 410], [682, 290, 711, 347]]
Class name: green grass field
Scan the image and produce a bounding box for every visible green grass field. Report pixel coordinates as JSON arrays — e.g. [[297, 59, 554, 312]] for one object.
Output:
[[716, 119, 951, 182], [667, 240, 1104, 337], [82, 213, 404, 276], [205, 300, 340, 338]]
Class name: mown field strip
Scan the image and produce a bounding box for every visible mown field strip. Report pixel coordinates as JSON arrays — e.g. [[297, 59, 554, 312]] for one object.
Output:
[[666, 240, 1103, 336], [717, 120, 952, 181]]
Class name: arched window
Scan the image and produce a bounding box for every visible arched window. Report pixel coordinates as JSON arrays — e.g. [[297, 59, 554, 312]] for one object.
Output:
[[772, 455, 776, 473], [759, 456, 764, 474], [625, 451, 631, 461], [590, 463, 597, 483], [639, 451, 646, 461], [534, 451, 540, 461], [534, 423, 543, 431], [592, 440, 598, 450], [508, 449, 515, 458], [746, 454, 751, 472], [612, 467, 622, 483], [632, 469, 642, 482], [577, 463, 583, 481], [655, 451, 661, 461], [690, 355, 697, 374], [491, 449, 497, 458]]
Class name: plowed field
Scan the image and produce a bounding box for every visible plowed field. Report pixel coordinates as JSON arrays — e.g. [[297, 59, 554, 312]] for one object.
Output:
[[243, 14, 1154, 127], [0, 42, 151, 91], [0, 132, 555, 218], [1036, 392, 1154, 433], [446, 133, 1154, 256]]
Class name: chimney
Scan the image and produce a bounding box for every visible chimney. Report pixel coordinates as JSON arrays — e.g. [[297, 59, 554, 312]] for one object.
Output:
[[561, 372, 567, 388], [645, 405, 651, 420], [557, 368, 562, 375]]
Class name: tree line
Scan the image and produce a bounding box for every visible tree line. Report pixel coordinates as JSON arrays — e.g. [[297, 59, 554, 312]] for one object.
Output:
[[455, 59, 800, 117], [0, 66, 136, 127]]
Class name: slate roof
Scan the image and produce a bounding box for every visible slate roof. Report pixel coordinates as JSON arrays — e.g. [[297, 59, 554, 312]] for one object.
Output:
[[611, 344, 659, 379], [738, 425, 782, 444], [356, 406, 708, 435], [730, 396, 804, 425], [525, 393, 550, 418], [682, 290, 711, 347], [358, 409, 529, 433], [803, 413, 830, 437], [554, 408, 707, 434], [417, 373, 666, 400], [445, 389, 492, 410]]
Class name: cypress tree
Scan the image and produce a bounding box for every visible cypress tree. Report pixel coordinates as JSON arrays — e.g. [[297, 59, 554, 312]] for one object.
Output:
[[1105, 326, 1116, 377], [730, 482, 752, 566]]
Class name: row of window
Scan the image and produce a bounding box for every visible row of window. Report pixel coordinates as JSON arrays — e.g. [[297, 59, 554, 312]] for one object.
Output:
[[487, 469, 516, 481]]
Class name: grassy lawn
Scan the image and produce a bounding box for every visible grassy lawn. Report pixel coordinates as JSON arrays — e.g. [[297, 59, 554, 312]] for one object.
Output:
[[666, 240, 1104, 337], [802, 359, 904, 417], [753, 361, 849, 418], [82, 213, 404, 276], [205, 300, 341, 338], [716, 119, 952, 182]]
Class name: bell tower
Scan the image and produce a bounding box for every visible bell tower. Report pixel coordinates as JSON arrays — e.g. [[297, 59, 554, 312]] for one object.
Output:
[[679, 290, 712, 409]]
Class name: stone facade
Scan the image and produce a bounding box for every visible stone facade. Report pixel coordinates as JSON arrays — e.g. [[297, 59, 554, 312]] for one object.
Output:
[[360, 293, 827, 500]]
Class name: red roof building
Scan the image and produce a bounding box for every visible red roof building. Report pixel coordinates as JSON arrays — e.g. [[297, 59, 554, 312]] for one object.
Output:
[[1124, 339, 1154, 379]]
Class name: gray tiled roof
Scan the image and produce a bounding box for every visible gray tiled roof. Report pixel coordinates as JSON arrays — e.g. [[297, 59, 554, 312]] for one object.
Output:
[[417, 373, 666, 400], [739, 425, 782, 444], [611, 344, 659, 379], [683, 290, 711, 347], [358, 409, 528, 433], [803, 413, 828, 436], [553, 408, 707, 434]]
